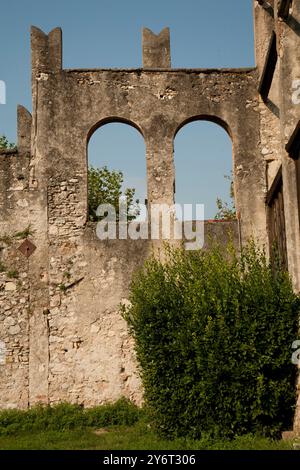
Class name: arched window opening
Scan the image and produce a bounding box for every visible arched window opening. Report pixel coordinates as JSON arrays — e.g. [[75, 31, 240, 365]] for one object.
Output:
[[87, 122, 146, 223], [174, 120, 235, 221]]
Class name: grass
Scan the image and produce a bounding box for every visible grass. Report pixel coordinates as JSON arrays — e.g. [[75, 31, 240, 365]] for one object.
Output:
[[0, 399, 141, 435], [0, 421, 297, 451], [0, 400, 297, 450]]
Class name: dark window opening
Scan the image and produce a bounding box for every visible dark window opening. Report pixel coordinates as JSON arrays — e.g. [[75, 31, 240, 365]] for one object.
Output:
[[266, 167, 288, 270]]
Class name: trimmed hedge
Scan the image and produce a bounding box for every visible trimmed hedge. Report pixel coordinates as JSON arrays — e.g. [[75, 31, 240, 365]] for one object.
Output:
[[122, 242, 300, 439]]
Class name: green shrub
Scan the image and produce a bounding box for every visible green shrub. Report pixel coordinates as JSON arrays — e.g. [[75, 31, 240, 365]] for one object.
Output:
[[0, 398, 141, 435], [84, 398, 143, 427], [122, 242, 300, 439]]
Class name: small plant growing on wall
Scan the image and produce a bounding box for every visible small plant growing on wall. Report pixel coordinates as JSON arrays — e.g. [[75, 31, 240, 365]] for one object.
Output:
[[215, 173, 236, 220], [0, 261, 6, 273], [7, 270, 19, 279]]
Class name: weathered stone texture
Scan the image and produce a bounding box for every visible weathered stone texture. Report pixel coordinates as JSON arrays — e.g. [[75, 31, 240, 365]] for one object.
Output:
[[47, 229, 150, 406], [253, 0, 300, 433], [0, 236, 30, 409], [142, 28, 171, 68]]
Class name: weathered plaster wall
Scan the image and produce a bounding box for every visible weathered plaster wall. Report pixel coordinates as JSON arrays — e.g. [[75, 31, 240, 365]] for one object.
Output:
[[254, 0, 300, 434], [0, 150, 31, 408], [23, 24, 266, 407], [277, 0, 300, 294], [47, 227, 150, 406], [35, 66, 264, 238], [276, 0, 300, 434], [0, 240, 30, 409]]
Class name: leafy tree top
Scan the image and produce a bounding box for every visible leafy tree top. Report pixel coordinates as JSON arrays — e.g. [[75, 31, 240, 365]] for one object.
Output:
[[88, 165, 139, 222], [0, 135, 15, 150], [215, 173, 236, 221]]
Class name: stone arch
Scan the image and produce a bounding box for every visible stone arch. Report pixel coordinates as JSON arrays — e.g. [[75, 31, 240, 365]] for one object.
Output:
[[87, 116, 145, 145], [174, 114, 233, 141], [86, 117, 147, 221], [173, 115, 235, 219]]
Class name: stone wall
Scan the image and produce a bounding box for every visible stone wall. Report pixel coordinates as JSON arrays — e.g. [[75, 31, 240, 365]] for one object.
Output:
[[0, 242, 30, 409], [0, 150, 31, 408], [254, 0, 300, 434]]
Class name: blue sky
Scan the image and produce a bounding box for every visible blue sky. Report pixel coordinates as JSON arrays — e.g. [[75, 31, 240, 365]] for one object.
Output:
[[0, 0, 255, 218]]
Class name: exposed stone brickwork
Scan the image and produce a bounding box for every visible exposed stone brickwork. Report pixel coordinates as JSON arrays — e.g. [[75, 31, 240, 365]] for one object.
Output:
[[46, 177, 147, 405], [0, 239, 30, 409]]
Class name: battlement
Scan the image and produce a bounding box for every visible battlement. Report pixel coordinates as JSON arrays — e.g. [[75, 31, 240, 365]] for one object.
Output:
[[142, 27, 171, 68], [31, 26, 62, 76]]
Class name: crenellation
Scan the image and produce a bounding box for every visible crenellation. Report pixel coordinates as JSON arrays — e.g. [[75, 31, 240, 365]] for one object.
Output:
[[17, 106, 32, 156], [48, 27, 63, 72], [31, 26, 49, 77], [142, 27, 171, 69], [31, 26, 63, 76]]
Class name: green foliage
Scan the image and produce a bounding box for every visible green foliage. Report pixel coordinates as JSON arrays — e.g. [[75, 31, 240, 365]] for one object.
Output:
[[7, 270, 18, 279], [215, 173, 236, 220], [84, 398, 143, 427], [88, 166, 139, 221], [0, 398, 141, 436], [0, 226, 33, 246], [215, 197, 236, 220], [122, 242, 300, 439], [0, 425, 295, 450], [14, 226, 33, 239], [0, 135, 15, 150]]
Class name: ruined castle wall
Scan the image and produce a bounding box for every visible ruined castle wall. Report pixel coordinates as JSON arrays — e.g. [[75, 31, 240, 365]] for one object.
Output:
[[34, 66, 265, 240], [46, 174, 150, 405], [1, 3, 299, 422], [0, 21, 266, 408], [0, 150, 31, 408], [32, 66, 261, 400], [254, 0, 300, 290], [277, 0, 300, 294], [254, 0, 300, 434], [277, 0, 300, 433], [253, 1, 281, 194], [20, 27, 266, 407]]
